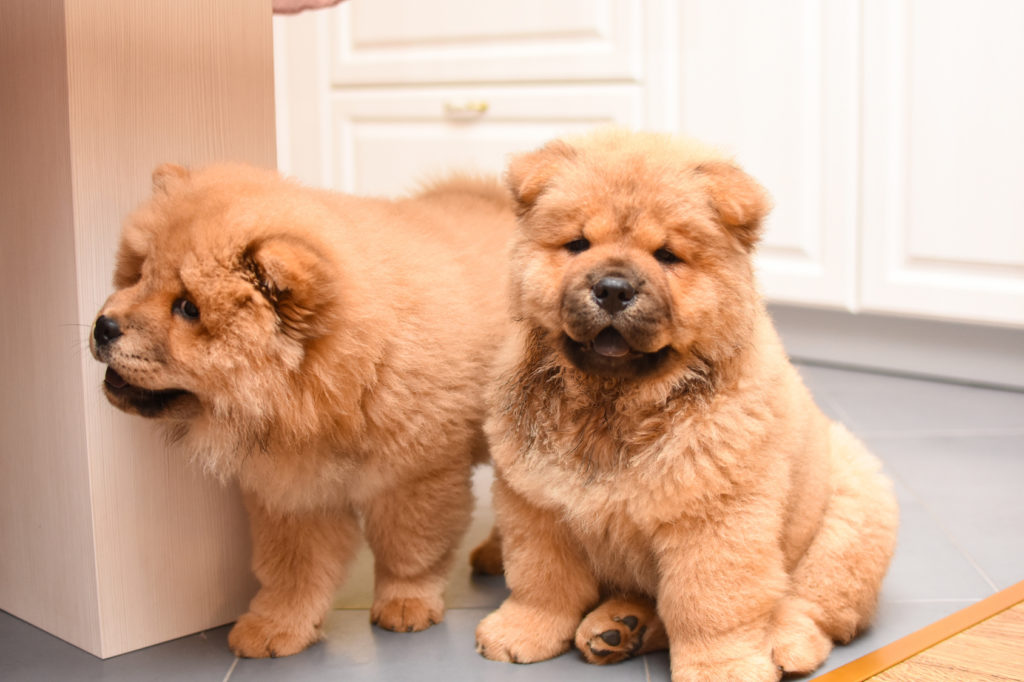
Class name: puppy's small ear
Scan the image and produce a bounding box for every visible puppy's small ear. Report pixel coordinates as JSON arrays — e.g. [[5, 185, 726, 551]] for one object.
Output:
[[506, 140, 576, 215], [695, 161, 772, 251], [113, 240, 145, 289], [242, 236, 336, 340], [152, 163, 190, 194]]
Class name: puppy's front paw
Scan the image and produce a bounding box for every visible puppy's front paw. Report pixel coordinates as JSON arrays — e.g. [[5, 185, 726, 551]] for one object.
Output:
[[371, 596, 443, 633], [228, 611, 320, 658], [476, 601, 576, 664], [575, 598, 667, 664]]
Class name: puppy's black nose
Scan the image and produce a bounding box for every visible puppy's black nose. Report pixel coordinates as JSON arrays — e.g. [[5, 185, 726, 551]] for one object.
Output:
[[592, 276, 635, 314], [93, 315, 122, 346]]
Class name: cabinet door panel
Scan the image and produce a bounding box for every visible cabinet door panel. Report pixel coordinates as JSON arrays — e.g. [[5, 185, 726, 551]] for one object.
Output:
[[675, 0, 859, 309], [332, 0, 642, 85], [329, 87, 643, 197], [861, 0, 1024, 326]]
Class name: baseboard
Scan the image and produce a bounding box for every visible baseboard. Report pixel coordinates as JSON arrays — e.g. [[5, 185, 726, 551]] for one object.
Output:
[[768, 305, 1024, 392]]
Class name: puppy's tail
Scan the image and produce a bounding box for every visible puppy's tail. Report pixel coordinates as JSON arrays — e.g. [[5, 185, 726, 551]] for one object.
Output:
[[415, 173, 513, 212]]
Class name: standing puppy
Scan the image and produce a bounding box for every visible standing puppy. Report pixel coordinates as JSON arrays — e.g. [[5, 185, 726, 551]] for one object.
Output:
[[91, 164, 513, 657], [475, 129, 898, 681]]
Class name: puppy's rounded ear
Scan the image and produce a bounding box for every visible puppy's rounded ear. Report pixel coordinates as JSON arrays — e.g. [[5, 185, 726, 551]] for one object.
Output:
[[506, 140, 576, 215], [241, 236, 336, 340], [152, 163, 190, 194], [113, 234, 146, 289], [695, 161, 772, 251]]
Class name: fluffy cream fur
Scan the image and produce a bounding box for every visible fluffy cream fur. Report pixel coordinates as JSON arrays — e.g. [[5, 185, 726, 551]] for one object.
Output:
[[475, 129, 899, 681], [91, 163, 514, 657]]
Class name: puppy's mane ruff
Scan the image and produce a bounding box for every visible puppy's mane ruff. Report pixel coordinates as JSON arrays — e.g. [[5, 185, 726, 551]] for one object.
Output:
[[497, 326, 722, 475], [168, 315, 383, 483]]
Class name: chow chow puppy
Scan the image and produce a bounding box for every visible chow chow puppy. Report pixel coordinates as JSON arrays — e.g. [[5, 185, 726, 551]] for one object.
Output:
[[90, 163, 514, 657], [474, 129, 899, 681]]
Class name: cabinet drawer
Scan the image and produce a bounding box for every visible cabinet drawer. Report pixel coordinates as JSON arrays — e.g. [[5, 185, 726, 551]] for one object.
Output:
[[330, 0, 642, 85], [328, 86, 644, 196]]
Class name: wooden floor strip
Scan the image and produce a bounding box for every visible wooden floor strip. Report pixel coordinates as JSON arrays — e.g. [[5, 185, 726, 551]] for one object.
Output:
[[872, 602, 1024, 681], [814, 580, 1024, 681]]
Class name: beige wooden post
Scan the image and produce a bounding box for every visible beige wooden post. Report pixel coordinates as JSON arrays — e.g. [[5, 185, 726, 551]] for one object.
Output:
[[0, 0, 274, 658]]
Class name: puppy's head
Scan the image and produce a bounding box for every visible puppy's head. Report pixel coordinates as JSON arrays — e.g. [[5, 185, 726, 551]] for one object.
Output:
[[91, 163, 340, 421], [506, 128, 771, 381]]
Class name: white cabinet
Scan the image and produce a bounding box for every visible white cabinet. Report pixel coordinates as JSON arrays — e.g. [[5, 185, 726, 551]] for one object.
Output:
[[274, 0, 1024, 331], [275, 0, 659, 194], [671, 0, 1024, 327], [860, 0, 1024, 327], [672, 0, 860, 310], [331, 0, 643, 84]]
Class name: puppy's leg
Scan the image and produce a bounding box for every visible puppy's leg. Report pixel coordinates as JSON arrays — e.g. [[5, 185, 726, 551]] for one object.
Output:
[[363, 464, 473, 632], [773, 424, 898, 673], [469, 524, 504, 575], [575, 596, 668, 664], [229, 493, 360, 658], [657, 518, 788, 682], [476, 476, 599, 664]]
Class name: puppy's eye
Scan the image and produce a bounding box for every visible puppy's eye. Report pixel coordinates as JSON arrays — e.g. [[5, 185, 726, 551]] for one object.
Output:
[[172, 297, 200, 321], [564, 238, 590, 254], [654, 248, 683, 265]]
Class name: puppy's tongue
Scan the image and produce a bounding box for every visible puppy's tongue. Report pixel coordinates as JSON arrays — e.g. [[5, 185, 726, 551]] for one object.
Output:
[[105, 367, 128, 389], [592, 328, 631, 358]]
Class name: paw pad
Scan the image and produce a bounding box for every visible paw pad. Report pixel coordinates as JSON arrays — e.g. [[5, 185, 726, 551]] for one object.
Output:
[[581, 613, 648, 664]]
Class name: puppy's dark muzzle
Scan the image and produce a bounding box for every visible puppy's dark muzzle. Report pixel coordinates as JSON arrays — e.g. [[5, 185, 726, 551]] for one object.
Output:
[[591, 276, 636, 314], [93, 315, 123, 347]]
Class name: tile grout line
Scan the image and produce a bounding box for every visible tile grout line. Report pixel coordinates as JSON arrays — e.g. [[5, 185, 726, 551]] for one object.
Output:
[[812, 389, 1024, 441], [817, 380, 1008, 602], [221, 656, 240, 682], [887, 468, 1000, 594], [817, 393, 856, 428], [858, 427, 1024, 439], [890, 598, 989, 604]]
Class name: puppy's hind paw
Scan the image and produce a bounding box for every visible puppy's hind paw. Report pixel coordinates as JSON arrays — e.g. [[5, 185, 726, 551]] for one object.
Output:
[[371, 596, 443, 633], [469, 526, 504, 576], [575, 598, 668, 665]]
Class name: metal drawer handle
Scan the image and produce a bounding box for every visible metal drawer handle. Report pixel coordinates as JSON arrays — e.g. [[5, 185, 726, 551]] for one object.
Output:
[[444, 100, 490, 116]]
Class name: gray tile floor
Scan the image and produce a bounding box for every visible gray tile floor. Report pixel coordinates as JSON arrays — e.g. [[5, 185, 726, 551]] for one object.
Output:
[[3, 363, 1023, 681]]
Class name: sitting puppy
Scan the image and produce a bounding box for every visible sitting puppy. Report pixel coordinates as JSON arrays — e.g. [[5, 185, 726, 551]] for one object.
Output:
[[91, 164, 513, 657], [475, 129, 899, 681]]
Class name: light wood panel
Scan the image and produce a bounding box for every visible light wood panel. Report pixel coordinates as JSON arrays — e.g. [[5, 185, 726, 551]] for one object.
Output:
[[872, 602, 1024, 681], [0, 0, 102, 655], [0, 0, 274, 658]]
